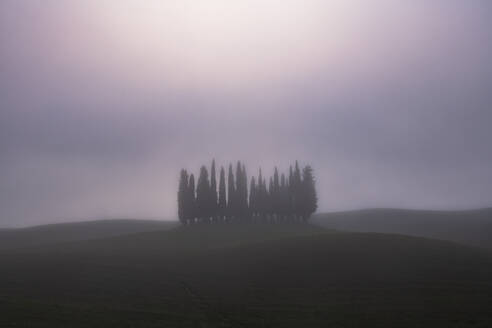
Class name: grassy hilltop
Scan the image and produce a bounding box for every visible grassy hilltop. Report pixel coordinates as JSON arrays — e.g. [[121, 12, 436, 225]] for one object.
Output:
[[1, 215, 492, 327]]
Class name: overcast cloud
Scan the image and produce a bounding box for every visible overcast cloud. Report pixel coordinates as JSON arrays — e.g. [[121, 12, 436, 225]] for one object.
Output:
[[1, 0, 491, 227]]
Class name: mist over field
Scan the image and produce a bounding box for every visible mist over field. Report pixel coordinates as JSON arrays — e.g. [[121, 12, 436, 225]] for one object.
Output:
[[1, 0, 491, 226], [1, 3, 492, 327]]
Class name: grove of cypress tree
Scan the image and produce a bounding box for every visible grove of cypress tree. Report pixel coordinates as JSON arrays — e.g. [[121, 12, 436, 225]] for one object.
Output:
[[176, 160, 317, 225]]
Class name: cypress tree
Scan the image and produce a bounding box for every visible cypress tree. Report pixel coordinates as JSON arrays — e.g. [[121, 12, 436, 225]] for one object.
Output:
[[210, 159, 218, 221], [178, 169, 188, 225], [293, 161, 302, 220], [301, 165, 318, 221], [187, 174, 196, 223], [249, 176, 256, 220], [241, 164, 249, 219], [268, 177, 274, 220], [196, 166, 211, 222], [280, 173, 287, 221], [235, 162, 248, 220], [288, 166, 294, 220], [257, 169, 264, 220], [235, 162, 242, 219], [218, 166, 227, 221], [227, 164, 235, 220], [273, 167, 280, 219]]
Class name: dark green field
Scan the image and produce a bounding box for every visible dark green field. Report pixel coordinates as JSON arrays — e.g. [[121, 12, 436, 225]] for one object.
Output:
[[1, 214, 492, 327]]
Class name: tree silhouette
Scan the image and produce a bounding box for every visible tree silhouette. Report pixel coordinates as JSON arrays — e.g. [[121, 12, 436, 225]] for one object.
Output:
[[288, 166, 294, 220], [249, 176, 257, 220], [178, 169, 188, 225], [235, 162, 248, 221], [218, 166, 227, 222], [227, 164, 236, 221], [280, 173, 288, 221], [268, 177, 274, 221], [177, 160, 317, 224], [257, 168, 267, 221], [210, 160, 218, 222], [196, 166, 211, 223], [300, 165, 318, 221], [292, 161, 302, 219], [187, 174, 196, 224], [273, 167, 280, 221]]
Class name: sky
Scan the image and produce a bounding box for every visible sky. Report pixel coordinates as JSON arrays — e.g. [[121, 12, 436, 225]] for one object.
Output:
[[1, 0, 492, 227]]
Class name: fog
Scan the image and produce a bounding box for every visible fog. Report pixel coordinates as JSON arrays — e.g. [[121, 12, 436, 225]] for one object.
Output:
[[1, 0, 491, 227]]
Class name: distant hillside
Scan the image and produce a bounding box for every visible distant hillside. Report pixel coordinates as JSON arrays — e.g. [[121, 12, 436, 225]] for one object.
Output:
[[1, 223, 492, 327], [0, 219, 177, 250], [312, 208, 492, 249]]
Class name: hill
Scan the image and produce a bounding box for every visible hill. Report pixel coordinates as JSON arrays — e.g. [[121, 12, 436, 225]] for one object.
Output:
[[312, 208, 492, 249], [0, 219, 176, 250], [1, 222, 492, 327]]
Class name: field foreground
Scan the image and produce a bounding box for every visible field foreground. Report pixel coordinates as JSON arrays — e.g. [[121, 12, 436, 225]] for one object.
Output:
[[1, 221, 492, 327]]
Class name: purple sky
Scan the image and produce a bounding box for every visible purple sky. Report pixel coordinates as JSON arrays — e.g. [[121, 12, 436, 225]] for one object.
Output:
[[1, 0, 492, 227]]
